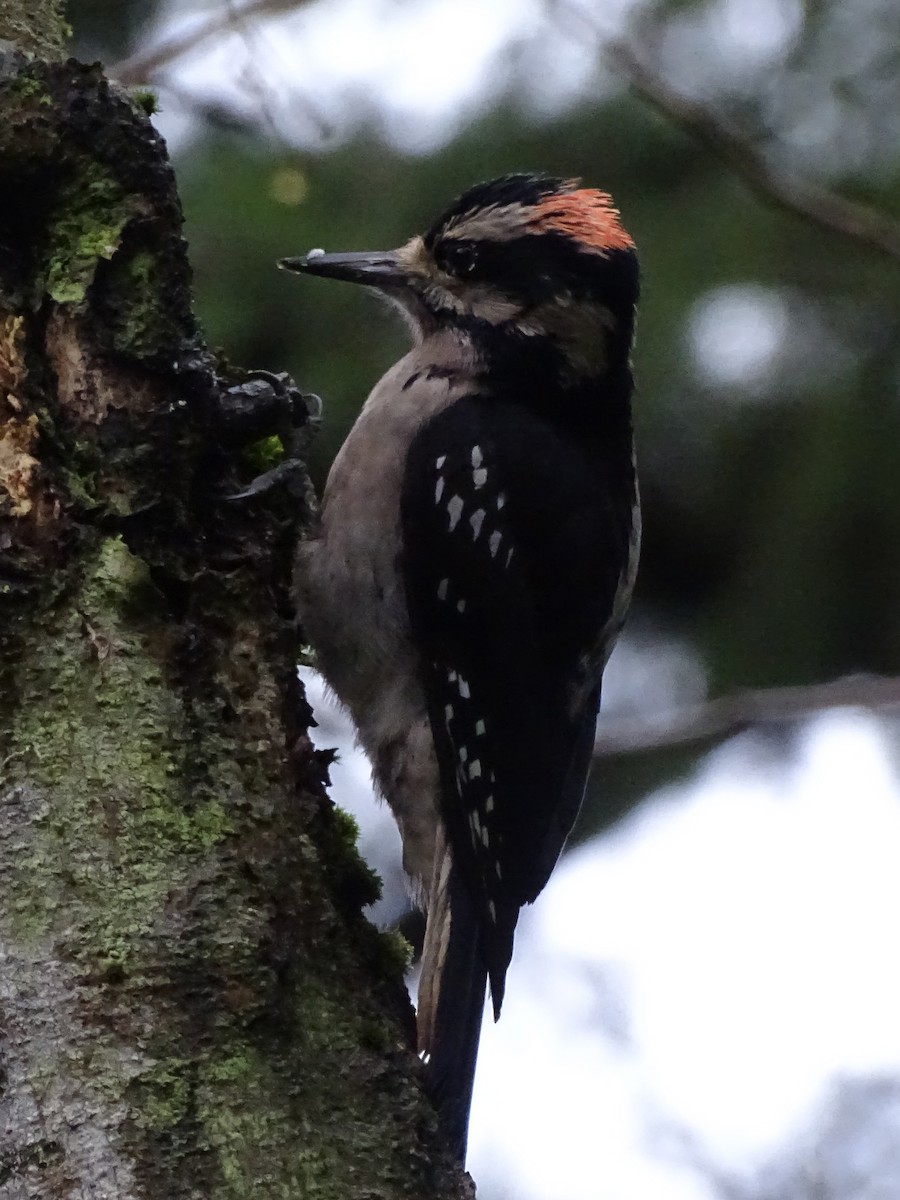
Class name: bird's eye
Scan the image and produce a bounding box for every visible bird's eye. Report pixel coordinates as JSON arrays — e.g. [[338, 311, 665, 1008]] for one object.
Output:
[[437, 240, 479, 278]]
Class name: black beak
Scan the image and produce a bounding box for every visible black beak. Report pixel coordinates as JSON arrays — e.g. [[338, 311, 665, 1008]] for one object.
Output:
[[278, 248, 405, 289]]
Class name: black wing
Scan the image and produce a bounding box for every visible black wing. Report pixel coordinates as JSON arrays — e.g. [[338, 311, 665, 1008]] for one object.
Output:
[[401, 394, 634, 1011]]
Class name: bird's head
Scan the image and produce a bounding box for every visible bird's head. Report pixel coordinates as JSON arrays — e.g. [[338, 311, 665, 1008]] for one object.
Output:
[[280, 173, 638, 384]]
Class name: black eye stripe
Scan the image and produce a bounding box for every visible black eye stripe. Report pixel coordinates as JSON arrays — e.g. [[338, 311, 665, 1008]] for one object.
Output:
[[435, 239, 479, 277]]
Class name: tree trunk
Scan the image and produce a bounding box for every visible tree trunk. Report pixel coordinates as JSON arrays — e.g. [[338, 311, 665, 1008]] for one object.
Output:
[[0, 34, 472, 1200]]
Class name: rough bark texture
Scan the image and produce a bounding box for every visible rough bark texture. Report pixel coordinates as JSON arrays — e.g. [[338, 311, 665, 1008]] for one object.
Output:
[[0, 53, 473, 1200], [0, 0, 67, 58]]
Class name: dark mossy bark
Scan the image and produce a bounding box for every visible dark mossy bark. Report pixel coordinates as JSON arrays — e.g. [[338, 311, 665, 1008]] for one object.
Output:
[[0, 52, 473, 1200]]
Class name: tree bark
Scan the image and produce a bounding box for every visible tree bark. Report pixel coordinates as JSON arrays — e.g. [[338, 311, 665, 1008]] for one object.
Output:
[[0, 41, 472, 1200], [0, 0, 67, 58]]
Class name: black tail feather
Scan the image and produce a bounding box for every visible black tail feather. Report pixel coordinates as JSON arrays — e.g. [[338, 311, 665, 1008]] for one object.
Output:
[[423, 864, 487, 1162]]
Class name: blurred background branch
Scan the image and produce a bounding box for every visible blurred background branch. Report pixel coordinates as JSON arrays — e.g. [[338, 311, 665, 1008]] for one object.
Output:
[[594, 671, 900, 756], [112, 0, 300, 85], [601, 34, 900, 265]]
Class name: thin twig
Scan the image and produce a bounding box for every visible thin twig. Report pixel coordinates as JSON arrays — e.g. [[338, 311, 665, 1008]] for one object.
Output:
[[603, 37, 900, 265], [593, 673, 900, 758], [552, 0, 900, 266], [110, 0, 301, 86]]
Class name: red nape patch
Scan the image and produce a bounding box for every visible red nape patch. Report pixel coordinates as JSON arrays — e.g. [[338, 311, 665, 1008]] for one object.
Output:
[[529, 186, 635, 252]]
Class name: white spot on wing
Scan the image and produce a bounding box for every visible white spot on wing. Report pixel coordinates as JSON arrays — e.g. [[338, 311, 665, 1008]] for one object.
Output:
[[481, 826, 490, 848], [458, 677, 471, 699], [485, 794, 494, 812], [444, 704, 454, 722], [489, 530, 502, 558], [497, 493, 506, 509], [436, 455, 446, 469], [457, 599, 466, 613], [505, 547, 514, 567], [473, 468, 487, 488], [458, 746, 468, 763], [435, 477, 445, 502], [469, 759, 482, 778], [447, 495, 464, 531], [471, 445, 483, 468], [475, 719, 486, 736], [437, 578, 448, 600], [488, 899, 497, 922], [470, 509, 485, 540]]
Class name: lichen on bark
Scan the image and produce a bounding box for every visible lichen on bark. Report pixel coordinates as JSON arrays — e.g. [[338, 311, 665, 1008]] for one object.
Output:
[[0, 0, 68, 59], [0, 51, 474, 1200]]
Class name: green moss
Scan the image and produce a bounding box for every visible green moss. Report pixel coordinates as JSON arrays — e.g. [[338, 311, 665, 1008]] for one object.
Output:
[[197, 1044, 327, 1198], [43, 163, 133, 305], [94, 533, 150, 599], [132, 89, 159, 117], [8, 75, 49, 102], [332, 804, 361, 848], [376, 927, 414, 977], [244, 434, 285, 473], [325, 805, 382, 910], [132, 1060, 193, 1132], [103, 243, 192, 361], [7, 536, 233, 968]]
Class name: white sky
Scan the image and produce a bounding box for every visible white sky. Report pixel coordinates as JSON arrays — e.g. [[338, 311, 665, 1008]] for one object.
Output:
[[154, 0, 621, 152], [151, 0, 801, 153], [303, 663, 900, 1199], [473, 714, 900, 1199]]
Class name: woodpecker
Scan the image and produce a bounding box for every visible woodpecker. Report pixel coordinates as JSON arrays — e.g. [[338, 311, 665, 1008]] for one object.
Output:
[[281, 174, 639, 1161]]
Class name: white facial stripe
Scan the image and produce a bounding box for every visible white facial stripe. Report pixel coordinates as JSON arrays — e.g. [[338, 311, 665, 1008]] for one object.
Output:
[[443, 200, 534, 244], [422, 283, 521, 324]]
